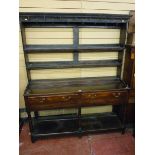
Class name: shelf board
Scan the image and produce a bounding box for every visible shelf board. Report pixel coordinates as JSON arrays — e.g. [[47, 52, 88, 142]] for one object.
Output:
[[25, 77, 127, 95], [20, 12, 130, 24], [79, 44, 124, 51], [31, 112, 122, 139], [26, 60, 121, 70], [24, 44, 125, 53], [24, 45, 74, 52]]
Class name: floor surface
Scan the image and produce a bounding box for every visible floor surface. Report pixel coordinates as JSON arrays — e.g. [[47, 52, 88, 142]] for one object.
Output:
[[19, 123, 135, 155]]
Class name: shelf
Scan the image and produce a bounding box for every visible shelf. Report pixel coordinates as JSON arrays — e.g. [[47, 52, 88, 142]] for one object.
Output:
[[26, 60, 121, 70], [25, 77, 127, 95], [79, 44, 124, 51], [24, 44, 125, 53], [24, 45, 74, 52], [31, 112, 122, 139], [20, 12, 130, 24]]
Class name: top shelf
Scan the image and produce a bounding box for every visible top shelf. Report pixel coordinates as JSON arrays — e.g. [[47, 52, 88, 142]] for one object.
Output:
[[19, 13, 130, 25]]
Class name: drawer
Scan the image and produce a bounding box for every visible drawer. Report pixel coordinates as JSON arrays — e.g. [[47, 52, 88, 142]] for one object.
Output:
[[81, 91, 128, 106], [27, 93, 79, 110]]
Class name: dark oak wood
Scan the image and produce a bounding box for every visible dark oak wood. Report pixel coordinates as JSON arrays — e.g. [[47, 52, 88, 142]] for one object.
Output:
[[19, 12, 130, 25], [24, 44, 125, 52], [27, 93, 79, 111], [123, 45, 135, 125], [20, 13, 130, 142], [27, 60, 121, 70], [80, 91, 128, 107]]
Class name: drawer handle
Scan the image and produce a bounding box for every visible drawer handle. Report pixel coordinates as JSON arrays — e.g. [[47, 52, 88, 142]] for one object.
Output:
[[39, 100, 44, 103], [113, 93, 121, 98], [62, 96, 71, 100], [88, 94, 96, 97], [39, 98, 45, 103]]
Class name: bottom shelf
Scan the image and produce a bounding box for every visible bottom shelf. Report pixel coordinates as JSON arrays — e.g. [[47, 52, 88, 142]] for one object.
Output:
[[31, 112, 123, 140]]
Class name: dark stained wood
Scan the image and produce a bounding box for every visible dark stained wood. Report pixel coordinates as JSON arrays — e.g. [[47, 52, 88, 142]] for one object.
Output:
[[123, 45, 135, 103], [26, 90, 128, 111], [25, 77, 128, 95], [30, 112, 122, 141], [123, 45, 135, 125], [24, 44, 125, 52], [126, 103, 135, 124], [123, 45, 135, 89], [27, 93, 79, 111], [27, 60, 121, 70], [20, 13, 130, 142], [20, 23, 31, 81], [80, 91, 128, 107], [19, 12, 130, 24], [73, 26, 79, 63]]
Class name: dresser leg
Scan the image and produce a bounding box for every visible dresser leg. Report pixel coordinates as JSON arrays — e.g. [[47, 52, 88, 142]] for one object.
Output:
[[34, 111, 39, 119], [122, 127, 126, 134], [78, 107, 82, 137], [31, 136, 36, 143], [26, 109, 34, 143], [122, 101, 127, 134]]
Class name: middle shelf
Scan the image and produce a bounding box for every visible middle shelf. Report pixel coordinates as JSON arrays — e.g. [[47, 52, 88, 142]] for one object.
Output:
[[24, 44, 125, 53], [26, 60, 122, 69]]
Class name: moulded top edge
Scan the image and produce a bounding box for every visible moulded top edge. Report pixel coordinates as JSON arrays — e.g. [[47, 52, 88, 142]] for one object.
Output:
[[19, 12, 131, 23]]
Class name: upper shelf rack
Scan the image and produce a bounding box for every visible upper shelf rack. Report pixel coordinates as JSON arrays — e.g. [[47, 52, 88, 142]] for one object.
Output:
[[20, 13, 130, 81]]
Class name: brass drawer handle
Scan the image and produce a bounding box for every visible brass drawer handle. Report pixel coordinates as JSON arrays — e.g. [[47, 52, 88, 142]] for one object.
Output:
[[88, 94, 96, 97], [62, 96, 71, 100], [39, 100, 44, 103], [39, 98, 45, 103], [112, 93, 121, 98]]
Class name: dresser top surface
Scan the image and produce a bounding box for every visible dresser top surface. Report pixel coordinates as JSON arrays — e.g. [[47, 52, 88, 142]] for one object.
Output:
[[24, 77, 128, 96]]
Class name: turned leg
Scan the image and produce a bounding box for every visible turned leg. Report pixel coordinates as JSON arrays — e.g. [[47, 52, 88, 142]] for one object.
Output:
[[34, 111, 39, 119], [26, 109, 35, 143], [122, 102, 127, 134], [78, 107, 82, 137]]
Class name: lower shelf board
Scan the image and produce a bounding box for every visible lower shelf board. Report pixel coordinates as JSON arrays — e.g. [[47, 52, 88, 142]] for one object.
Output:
[[31, 112, 123, 139]]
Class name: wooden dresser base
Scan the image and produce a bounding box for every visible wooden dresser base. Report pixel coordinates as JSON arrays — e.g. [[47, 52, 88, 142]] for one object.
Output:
[[24, 78, 128, 142], [30, 112, 124, 142]]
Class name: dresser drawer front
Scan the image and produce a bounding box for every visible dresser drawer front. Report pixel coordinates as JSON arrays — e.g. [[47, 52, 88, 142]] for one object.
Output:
[[27, 94, 79, 110], [81, 91, 127, 106]]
